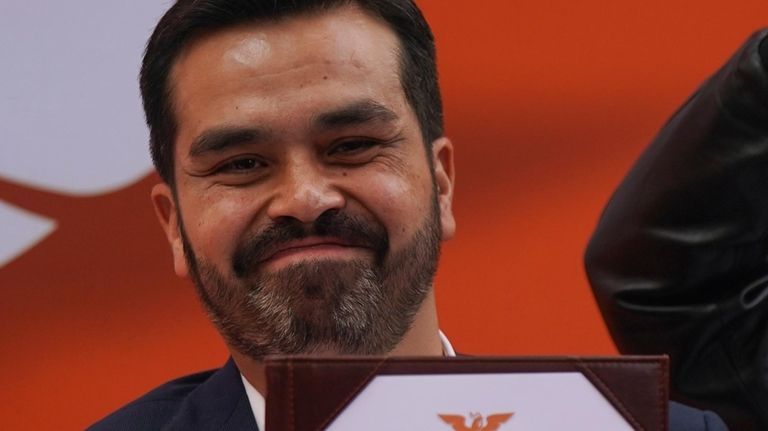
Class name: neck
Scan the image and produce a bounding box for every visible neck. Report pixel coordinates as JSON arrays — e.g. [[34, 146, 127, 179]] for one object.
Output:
[[233, 289, 442, 396]]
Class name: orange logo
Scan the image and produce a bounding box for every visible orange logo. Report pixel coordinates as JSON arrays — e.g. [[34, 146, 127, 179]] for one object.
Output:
[[438, 412, 514, 431]]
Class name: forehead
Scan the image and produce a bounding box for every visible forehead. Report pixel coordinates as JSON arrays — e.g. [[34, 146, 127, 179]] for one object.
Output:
[[169, 5, 407, 143]]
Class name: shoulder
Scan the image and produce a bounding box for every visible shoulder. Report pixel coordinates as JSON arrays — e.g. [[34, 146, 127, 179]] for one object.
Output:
[[87, 368, 220, 431], [669, 401, 729, 431]]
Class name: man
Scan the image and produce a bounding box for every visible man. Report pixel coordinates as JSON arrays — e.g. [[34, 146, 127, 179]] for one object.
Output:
[[90, 0, 726, 429], [586, 30, 768, 430]]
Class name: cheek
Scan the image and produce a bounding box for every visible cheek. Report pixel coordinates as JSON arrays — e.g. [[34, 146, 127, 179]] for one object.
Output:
[[180, 191, 257, 263], [353, 166, 433, 244]]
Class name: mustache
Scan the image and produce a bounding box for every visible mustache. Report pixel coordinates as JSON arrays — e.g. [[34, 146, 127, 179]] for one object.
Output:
[[231, 209, 389, 278]]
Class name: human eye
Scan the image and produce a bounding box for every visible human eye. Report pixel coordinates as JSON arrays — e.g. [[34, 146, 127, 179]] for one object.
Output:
[[212, 156, 267, 175], [327, 138, 380, 158]]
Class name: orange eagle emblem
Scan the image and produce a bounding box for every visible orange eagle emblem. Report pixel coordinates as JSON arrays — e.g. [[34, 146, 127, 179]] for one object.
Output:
[[438, 412, 514, 431]]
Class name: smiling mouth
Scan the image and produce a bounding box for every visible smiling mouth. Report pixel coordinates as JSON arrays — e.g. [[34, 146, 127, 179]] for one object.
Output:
[[261, 237, 371, 267]]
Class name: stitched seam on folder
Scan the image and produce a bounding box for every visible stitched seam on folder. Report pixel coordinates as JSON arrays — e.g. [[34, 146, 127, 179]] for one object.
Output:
[[582, 361, 665, 430], [581, 360, 665, 430], [315, 357, 389, 431], [578, 361, 645, 431], [659, 358, 667, 431], [289, 360, 295, 431]]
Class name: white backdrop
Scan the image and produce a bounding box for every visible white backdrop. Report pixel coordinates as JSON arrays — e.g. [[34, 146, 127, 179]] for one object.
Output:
[[0, 1, 171, 266]]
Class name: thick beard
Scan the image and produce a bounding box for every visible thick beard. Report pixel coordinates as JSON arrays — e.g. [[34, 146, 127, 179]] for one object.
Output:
[[178, 199, 442, 360]]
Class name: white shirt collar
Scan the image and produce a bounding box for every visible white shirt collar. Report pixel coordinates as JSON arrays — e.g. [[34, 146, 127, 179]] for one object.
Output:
[[241, 374, 266, 431], [240, 330, 456, 431], [439, 330, 456, 357]]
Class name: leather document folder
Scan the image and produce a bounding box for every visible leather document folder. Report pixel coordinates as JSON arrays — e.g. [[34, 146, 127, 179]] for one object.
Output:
[[265, 355, 669, 431]]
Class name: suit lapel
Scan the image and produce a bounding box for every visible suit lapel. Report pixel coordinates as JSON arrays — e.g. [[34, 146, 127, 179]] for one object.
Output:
[[165, 358, 259, 430]]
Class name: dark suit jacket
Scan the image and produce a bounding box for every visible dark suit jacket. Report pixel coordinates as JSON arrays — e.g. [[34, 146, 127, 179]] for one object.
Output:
[[89, 358, 726, 430]]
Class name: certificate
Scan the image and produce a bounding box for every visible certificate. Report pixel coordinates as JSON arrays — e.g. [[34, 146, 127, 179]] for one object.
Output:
[[265, 356, 668, 431]]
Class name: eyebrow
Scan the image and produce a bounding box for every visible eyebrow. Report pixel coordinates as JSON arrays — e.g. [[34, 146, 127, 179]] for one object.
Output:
[[188, 127, 272, 158], [313, 99, 399, 129], [187, 100, 399, 157]]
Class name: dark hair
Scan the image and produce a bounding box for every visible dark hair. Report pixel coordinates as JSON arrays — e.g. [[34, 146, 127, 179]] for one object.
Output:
[[140, 0, 443, 185]]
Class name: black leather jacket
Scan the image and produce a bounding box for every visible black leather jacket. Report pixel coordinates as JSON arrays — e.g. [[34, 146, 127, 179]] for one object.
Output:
[[585, 30, 768, 431]]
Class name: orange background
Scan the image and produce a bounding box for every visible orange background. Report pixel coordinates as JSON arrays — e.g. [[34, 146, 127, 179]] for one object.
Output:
[[2, 1, 767, 429]]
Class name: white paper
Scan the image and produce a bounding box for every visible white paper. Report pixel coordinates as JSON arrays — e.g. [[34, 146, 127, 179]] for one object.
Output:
[[326, 372, 632, 430]]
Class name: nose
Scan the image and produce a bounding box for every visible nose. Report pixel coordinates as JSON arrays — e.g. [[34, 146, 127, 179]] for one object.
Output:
[[266, 161, 345, 223]]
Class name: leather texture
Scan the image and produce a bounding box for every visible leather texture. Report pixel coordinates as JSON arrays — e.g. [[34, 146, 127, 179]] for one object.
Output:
[[585, 29, 768, 431], [87, 357, 725, 430], [265, 356, 669, 431]]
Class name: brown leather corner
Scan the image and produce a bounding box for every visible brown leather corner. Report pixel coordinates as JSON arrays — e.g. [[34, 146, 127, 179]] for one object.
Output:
[[577, 356, 669, 431], [266, 356, 389, 431]]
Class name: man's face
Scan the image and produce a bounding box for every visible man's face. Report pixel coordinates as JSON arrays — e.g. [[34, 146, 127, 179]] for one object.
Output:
[[152, 6, 455, 359]]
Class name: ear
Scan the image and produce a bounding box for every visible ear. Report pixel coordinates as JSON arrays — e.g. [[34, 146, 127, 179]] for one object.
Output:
[[431, 137, 456, 240], [151, 183, 189, 278]]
